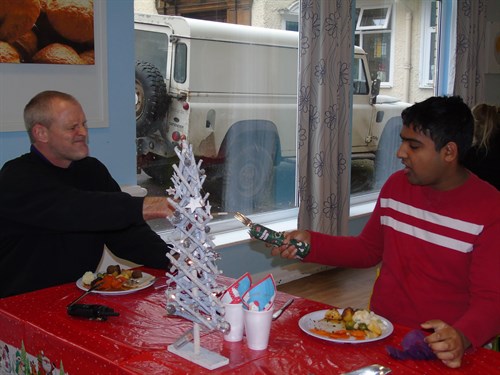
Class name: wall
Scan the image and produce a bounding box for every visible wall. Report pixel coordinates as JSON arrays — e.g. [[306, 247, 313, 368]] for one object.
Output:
[[0, 0, 137, 185]]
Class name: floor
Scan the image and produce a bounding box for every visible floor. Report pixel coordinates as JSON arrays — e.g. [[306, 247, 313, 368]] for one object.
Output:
[[276, 266, 379, 310]]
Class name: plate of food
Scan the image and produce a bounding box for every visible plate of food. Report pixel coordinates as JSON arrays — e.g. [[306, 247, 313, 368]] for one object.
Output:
[[298, 307, 393, 343], [76, 265, 156, 295]]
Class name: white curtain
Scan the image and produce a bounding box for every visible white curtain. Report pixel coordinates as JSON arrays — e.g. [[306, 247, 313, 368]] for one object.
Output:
[[297, 0, 353, 235], [454, 0, 487, 105]]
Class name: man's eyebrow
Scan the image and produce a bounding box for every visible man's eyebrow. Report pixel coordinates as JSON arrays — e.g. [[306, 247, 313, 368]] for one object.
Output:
[[400, 135, 423, 144]]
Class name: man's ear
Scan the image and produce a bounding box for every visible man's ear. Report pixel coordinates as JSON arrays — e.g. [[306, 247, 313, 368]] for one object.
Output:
[[443, 142, 459, 162], [32, 124, 48, 143]]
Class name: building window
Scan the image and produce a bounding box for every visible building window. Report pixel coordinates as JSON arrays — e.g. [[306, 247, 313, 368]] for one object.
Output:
[[420, 0, 438, 88], [355, 3, 393, 85], [280, 1, 299, 31]]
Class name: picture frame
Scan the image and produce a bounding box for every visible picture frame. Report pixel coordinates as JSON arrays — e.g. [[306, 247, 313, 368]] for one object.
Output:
[[0, 1, 108, 132]]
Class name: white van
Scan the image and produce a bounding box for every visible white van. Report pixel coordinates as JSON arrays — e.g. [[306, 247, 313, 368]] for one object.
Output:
[[134, 14, 409, 212]]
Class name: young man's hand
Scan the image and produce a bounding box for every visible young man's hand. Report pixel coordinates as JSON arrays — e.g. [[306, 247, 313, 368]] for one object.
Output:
[[270, 230, 311, 259], [421, 320, 470, 368]]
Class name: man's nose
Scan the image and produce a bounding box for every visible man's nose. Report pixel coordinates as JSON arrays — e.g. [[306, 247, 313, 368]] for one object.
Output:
[[396, 143, 406, 159], [76, 124, 88, 135]]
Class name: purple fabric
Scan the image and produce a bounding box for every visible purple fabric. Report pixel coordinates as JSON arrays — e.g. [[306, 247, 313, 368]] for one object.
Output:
[[386, 330, 437, 360]]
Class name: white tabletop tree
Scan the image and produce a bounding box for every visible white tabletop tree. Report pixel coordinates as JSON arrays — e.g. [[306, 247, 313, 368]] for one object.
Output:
[[164, 140, 229, 369]]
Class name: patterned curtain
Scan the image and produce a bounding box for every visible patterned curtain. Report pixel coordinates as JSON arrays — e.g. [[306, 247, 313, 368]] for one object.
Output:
[[297, 0, 353, 235], [454, 0, 487, 106]]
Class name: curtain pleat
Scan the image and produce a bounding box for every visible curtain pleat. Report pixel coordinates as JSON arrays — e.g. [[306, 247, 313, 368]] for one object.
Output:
[[297, 0, 353, 235], [454, 0, 487, 105]]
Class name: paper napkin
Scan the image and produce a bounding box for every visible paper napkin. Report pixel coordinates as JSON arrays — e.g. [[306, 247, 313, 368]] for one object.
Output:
[[241, 274, 276, 311], [221, 272, 252, 304]]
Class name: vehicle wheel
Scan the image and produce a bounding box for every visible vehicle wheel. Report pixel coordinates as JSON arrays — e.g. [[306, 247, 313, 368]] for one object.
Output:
[[223, 133, 277, 213], [135, 60, 168, 137], [142, 155, 174, 185], [374, 116, 403, 189]]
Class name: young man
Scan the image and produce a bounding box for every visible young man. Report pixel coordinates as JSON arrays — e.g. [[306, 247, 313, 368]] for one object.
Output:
[[273, 96, 500, 368], [0, 91, 174, 298]]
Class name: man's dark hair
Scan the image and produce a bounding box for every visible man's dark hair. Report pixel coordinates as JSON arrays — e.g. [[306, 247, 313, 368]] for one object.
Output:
[[401, 96, 474, 161]]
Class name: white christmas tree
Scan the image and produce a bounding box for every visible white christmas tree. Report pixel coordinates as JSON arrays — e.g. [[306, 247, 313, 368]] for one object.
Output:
[[164, 140, 228, 333]]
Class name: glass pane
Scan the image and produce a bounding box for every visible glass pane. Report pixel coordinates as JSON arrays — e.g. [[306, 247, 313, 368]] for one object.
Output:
[[173, 43, 187, 83], [286, 21, 298, 31], [363, 32, 391, 82], [429, 31, 436, 81], [135, 17, 298, 231], [353, 57, 369, 95], [430, 1, 437, 27], [135, 30, 168, 78], [360, 8, 388, 28]]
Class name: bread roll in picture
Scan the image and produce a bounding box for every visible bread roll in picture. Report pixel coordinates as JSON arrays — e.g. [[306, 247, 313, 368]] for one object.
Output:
[[0, 41, 21, 63], [0, 0, 41, 43], [44, 0, 94, 44], [32, 43, 84, 64]]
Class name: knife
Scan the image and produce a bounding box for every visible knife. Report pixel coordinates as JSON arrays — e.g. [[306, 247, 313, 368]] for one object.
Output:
[[67, 278, 103, 307], [272, 298, 294, 320]]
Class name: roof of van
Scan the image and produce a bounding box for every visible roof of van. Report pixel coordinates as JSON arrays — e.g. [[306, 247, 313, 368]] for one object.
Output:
[[135, 14, 365, 54], [135, 14, 297, 47]]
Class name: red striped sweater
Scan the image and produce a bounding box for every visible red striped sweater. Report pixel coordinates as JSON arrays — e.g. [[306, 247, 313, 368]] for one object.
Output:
[[306, 170, 500, 347]]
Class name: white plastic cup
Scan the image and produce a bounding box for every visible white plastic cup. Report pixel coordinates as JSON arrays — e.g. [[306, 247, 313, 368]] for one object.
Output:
[[243, 308, 274, 350], [223, 303, 245, 342]]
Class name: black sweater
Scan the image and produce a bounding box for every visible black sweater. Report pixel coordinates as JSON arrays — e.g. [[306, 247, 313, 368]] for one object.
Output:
[[0, 149, 170, 298], [463, 135, 500, 191]]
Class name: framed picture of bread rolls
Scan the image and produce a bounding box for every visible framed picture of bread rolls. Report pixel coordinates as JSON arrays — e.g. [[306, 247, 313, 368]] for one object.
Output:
[[0, 0, 108, 132], [0, 0, 95, 65]]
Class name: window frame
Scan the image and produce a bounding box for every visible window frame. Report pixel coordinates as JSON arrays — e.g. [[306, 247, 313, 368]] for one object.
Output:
[[356, 5, 392, 31], [355, 2, 394, 87], [419, 0, 438, 88]]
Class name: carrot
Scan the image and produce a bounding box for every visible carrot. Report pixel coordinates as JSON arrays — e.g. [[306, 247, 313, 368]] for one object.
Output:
[[349, 330, 367, 340]]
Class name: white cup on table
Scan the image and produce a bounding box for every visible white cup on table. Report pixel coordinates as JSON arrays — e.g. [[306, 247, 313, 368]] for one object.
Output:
[[223, 303, 245, 342], [243, 307, 274, 350]]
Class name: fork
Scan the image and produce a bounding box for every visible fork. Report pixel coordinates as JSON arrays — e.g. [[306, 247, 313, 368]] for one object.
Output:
[[234, 211, 253, 227]]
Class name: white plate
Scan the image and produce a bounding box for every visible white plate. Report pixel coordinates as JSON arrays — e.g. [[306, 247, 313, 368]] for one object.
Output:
[[298, 309, 394, 344], [76, 272, 156, 295]]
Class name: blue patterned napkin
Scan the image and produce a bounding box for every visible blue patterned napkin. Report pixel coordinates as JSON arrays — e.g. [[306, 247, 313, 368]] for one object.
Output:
[[221, 272, 252, 304], [241, 274, 276, 311]]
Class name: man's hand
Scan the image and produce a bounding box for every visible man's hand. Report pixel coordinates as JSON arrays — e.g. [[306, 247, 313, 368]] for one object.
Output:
[[421, 320, 470, 368], [270, 230, 311, 259], [142, 197, 175, 221]]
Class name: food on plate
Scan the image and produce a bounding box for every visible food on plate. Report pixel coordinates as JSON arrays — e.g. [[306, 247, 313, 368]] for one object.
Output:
[[82, 271, 95, 286], [310, 307, 385, 340], [81, 265, 146, 291]]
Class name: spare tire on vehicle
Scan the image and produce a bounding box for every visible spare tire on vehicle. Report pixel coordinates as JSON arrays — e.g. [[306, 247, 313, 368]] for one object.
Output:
[[135, 60, 168, 137]]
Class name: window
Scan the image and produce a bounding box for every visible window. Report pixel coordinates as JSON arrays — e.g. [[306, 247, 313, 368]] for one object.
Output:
[[280, 1, 299, 31], [135, 30, 168, 79], [173, 43, 187, 83], [134, 1, 443, 235], [420, 0, 438, 87], [357, 6, 392, 30], [355, 3, 393, 84]]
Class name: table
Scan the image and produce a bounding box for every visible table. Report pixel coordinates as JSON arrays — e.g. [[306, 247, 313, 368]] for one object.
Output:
[[1, 268, 499, 374]]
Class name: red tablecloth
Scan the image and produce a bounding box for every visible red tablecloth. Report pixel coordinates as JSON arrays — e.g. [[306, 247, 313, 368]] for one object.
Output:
[[0, 267, 499, 374]]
